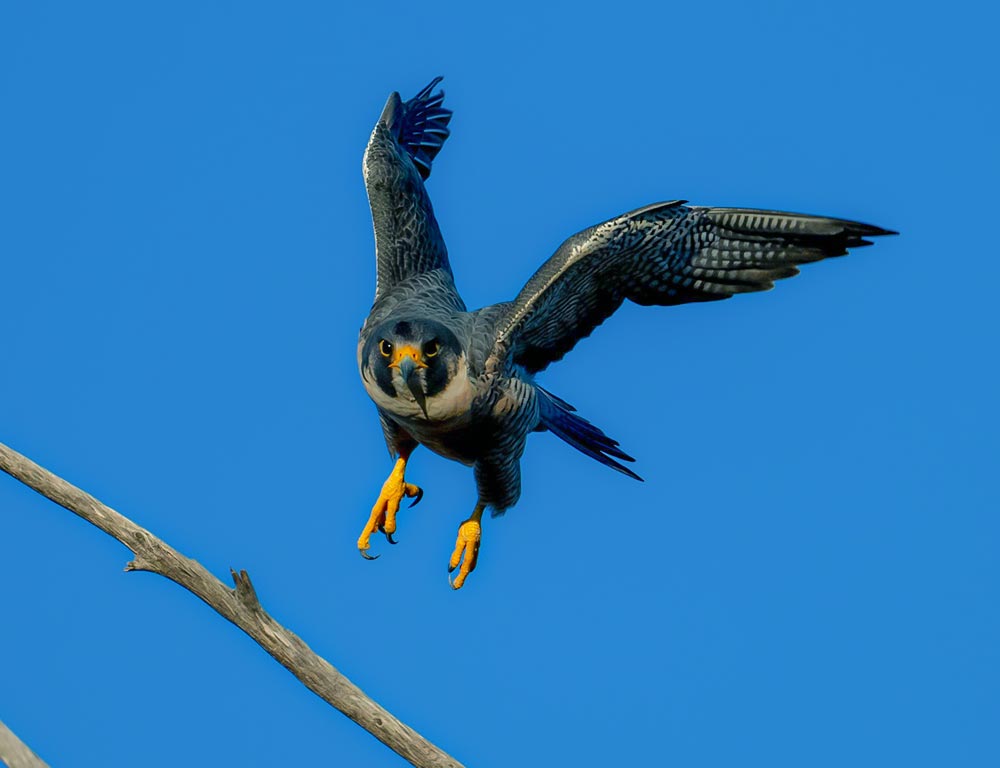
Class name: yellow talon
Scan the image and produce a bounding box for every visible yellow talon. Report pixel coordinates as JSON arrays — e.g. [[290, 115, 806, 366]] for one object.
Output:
[[358, 450, 421, 558], [448, 504, 484, 590]]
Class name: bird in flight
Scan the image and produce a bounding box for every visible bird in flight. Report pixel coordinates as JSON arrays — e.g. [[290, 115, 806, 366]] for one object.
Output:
[[356, 77, 895, 589]]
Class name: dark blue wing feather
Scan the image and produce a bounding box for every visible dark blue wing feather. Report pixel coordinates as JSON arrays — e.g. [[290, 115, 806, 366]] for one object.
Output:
[[395, 77, 453, 180], [489, 202, 896, 373]]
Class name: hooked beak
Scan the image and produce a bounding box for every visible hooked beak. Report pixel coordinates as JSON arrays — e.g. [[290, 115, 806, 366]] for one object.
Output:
[[396, 355, 429, 418]]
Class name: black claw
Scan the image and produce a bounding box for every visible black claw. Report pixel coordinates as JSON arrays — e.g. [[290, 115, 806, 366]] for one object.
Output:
[[409, 487, 424, 508], [447, 563, 456, 573], [360, 549, 380, 561], [386, 532, 397, 545]]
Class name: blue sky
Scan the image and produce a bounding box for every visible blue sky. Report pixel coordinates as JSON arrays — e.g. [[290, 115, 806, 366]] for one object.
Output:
[[1, 1, 997, 766]]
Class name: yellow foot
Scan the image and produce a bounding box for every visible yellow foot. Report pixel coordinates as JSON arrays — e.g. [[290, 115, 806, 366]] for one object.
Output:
[[358, 455, 422, 560], [448, 504, 484, 590]]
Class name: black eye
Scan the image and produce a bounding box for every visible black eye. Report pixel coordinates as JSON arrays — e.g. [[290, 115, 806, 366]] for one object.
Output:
[[379, 340, 393, 357], [424, 340, 441, 358]]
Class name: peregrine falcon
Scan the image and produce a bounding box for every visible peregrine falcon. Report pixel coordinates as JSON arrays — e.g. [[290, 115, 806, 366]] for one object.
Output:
[[356, 78, 895, 588]]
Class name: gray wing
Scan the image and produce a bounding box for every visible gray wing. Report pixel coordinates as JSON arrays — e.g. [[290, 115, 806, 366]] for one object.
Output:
[[363, 78, 454, 299], [488, 201, 896, 373]]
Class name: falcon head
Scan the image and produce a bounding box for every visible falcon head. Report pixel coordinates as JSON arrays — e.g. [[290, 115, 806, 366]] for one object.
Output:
[[360, 319, 465, 420]]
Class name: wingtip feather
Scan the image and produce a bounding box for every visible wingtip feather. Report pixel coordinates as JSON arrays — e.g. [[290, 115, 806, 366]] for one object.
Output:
[[386, 77, 454, 180]]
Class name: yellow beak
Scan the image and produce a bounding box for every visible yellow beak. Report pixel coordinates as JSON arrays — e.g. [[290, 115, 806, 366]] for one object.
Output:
[[389, 345, 427, 370]]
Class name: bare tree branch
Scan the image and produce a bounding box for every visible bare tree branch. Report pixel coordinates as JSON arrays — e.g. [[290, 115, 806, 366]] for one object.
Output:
[[0, 441, 465, 768], [0, 719, 49, 768]]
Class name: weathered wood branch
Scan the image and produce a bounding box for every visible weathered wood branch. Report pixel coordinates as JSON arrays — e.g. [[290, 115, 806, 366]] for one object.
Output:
[[0, 441, 465, 768], [0, 719, 49, 768]]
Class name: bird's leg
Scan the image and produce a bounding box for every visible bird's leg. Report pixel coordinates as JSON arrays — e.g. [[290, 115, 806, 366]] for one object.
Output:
[[357, 446, 423, 560], [448, 502, 485, 590]]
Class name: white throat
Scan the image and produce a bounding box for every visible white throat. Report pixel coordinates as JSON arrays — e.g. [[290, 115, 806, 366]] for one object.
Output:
[[363, 353, 476, 423]]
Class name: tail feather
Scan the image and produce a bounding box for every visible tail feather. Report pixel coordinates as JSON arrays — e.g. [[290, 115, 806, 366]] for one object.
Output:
[[537, 387, 642, 481]]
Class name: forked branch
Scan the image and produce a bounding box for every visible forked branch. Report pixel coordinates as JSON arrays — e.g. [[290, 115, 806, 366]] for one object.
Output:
[[0, 441, 464, 768]]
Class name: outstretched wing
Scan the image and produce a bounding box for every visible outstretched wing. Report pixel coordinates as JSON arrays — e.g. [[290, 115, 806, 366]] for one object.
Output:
[[489, 201, 896, 373], [363, 78, 454, 299]]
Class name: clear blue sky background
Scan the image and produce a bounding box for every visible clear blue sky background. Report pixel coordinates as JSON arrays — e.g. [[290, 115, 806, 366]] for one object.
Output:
[[1, 2, 997, 766]]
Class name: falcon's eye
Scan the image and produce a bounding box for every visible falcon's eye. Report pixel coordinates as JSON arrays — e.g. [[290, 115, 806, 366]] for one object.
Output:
[[424, 340, 441, 358], [379, 340, 393, 357]]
